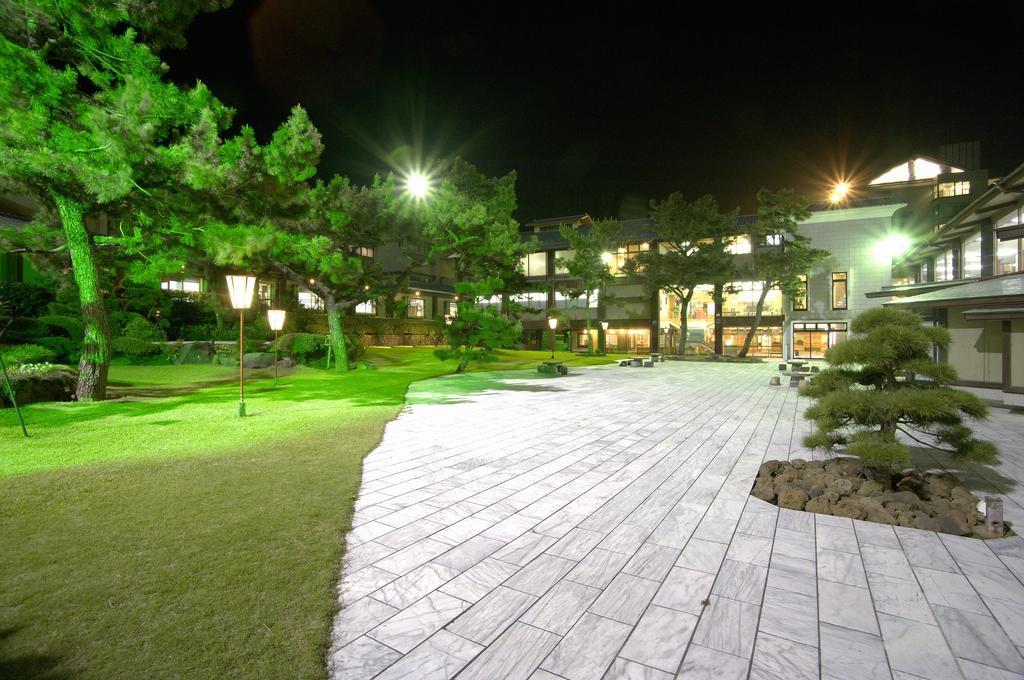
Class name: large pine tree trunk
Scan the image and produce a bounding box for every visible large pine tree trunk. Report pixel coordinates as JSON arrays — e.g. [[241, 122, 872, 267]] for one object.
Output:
[[713, 282, 724, 355], [52, 193, 110, 401], [676, 294, 692, 356], [584, 296, 593, 354], [737, 283, 772, 358], [325, 297, 350, 371]]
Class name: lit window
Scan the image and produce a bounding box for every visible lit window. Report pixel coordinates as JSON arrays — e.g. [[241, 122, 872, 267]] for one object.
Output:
[[995, 207, 1022, 229], [554, 249, 574, 274], [553, 289, 598, 309], [352, 246, 375, 257], [726, 235, 751, 254], [161, 277, 202, 293], [511, 291, 547, 310], [445, 300, 458, 317], [936, 180, 971, 197], [610, 243, 648, 275], [407, 297, 424, 318], [934, 249, 956, 282], [792, 274, 807, 311], [520, 252, 548, 277], [257, 282, 273, 303], [764, 234, 783, 247], [355, 300, 376, 315], [831, 272, 848, 310], [298, 289, 324, 310], [962, 232, 982, 278], [996, 237, 1022, 276]]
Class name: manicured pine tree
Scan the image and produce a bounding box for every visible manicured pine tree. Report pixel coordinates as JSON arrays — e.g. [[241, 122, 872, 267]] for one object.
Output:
[[735, 189, 828, 357], [555, 219, 621, 354], [0, 1, 234, 400], [421, 159, 527, 372], [627, 194, 736, 355], [802, 307, 998, 479]]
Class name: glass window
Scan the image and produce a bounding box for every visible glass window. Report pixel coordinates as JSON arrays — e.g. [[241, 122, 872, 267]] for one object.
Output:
[[554, 249, 574, 274], [355, 300, 376, 315], [257, 282, 273, 303], [722, 281, 781, 316], [610, 243, 649, 275], [521, 252, 548, 277], [793, 322, 847, 359], [445, 300, 458, 317], [996, 207, 1022, 229], [161, 277, 202, 293], [407, 297, 424, 318], [298, 288, 324, 310], [962, 232, 982, 278], [996, 237, 1022, 276], [726, 235, 751, 254], [831, 272, 848, 310], [553, 290, 598, 309], [934, 249, 956, 282], [352, 246, 374, 257], [792, 274, 807, 311], [764, 233, 783, 247], [511, 291, 547, 310], [936, 180, 971, 197], [919, 262, 929, 282]]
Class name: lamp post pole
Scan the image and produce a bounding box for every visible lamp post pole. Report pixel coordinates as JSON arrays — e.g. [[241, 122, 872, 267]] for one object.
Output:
[[226, 275, 257, 417], [548, 317, 558, 359], [268, 309, 286, 385]]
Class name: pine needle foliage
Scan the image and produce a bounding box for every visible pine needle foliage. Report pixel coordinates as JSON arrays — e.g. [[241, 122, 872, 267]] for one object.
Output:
[[801, 307, 998, 474]]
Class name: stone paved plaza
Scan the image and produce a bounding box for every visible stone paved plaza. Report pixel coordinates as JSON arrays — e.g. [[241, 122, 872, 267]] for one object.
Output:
[[329, 362, 1024, 680]]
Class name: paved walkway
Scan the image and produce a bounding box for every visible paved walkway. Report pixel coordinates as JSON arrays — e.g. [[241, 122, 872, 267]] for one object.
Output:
[[329, 362, 1024, 680]]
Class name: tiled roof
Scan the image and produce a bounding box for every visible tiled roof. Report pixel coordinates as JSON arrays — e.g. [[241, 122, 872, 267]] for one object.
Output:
[[885, 273, 1024, 307]]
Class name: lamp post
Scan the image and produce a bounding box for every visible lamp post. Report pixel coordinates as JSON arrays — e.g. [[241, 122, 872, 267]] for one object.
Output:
[[268, 309, 286, 384], [600, 320, 609, 355], [226, 274, 256, 417], [548, 317, 558, 359]]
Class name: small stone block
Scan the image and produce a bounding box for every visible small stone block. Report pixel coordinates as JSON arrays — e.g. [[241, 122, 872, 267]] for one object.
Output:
[[769, 376, 781, 386]]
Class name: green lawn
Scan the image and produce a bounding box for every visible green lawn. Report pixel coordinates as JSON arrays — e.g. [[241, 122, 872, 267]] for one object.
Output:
[[0, 347, 618, 679]]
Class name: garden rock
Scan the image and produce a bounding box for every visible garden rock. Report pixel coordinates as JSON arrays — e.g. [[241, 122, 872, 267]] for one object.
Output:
[[3, 368, 76, 406], [175, 341, 213, 364], [805, 496, 833, 515], [857, 480, 885, 497], [242, 352, 276, 369], [749, 457, 997, 537], [777, 487, 808, 511]]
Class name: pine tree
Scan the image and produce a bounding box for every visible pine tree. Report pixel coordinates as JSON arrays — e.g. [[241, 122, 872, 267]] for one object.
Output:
[[555, 219, 621, 354], [421, 159, 526, 372], [628, 194, 736, 355], [0, 1, 233, 399], [736, 189, 828, 357], [802, 307, 998, 478]]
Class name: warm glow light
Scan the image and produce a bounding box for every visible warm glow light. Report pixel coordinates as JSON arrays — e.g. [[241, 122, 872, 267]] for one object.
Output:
[[829, 181, 851, 204], [267, 309, 286, 331], [601, 321, 609, 331], [872, 234, 912, 264], [548, 317, 558, 330], [601, 251, 613, 263], [405, 171, 431, 199], [225, 275, 257, 310]]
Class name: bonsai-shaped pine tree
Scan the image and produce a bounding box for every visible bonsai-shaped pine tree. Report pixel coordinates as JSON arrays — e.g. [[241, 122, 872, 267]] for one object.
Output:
[[802, 307, 998, 477], [421, 159, 527, 372]]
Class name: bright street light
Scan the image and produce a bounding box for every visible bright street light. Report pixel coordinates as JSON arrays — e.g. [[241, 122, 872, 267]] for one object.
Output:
[[406, 171, 431, 200], [601, 251, 613, 263], [829, 181, 851, 204], [548, 317, 558, 359], [226, 274, 256, 416], [872, 233, 912, 265]]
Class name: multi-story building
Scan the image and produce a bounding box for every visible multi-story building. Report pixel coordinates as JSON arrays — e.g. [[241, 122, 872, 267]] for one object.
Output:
[[876, 160, 1024, 406]]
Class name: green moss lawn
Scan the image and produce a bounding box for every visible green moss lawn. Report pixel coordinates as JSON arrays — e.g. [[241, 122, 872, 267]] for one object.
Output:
[[0, 348, 617, 679]]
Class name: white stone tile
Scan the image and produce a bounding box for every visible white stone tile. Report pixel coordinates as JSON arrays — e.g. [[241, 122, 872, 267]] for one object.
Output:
[[368, 591, 470, 653], [749, 631, 818, 680], [520, 579, 602, 635], [589, 573, 662, 625], [619, 604, 697, 672], [817, 547, 868, 587], [371, 562, 460, 609], [503, 553, 577, 596], [328, 636, 402, 680], [331, 597, 399, 649], [819, 622, 890, 680], [565, 548, 631, 588], [652, 566, 715, 615], [757, 586, 818, 647], [622, 543, 679, 582], [691, 595, 760, 659], [818, 580, 879, 635], [877, 613, 960, 680], [541, 612, 632, 680], [373, 629, 482, 680], [712, 558, 768, 605], [446, 585, 537, 646], [458, 621, 560, 680], [603, 657, 674, 679], [931, 605, 1024, 674], [677, 643, 750, 680]]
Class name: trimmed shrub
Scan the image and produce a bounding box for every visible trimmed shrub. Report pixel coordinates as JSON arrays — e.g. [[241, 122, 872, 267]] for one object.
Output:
[[36, 314, 85, 341], [111, 337, 162, 359], [1, 343, 57, 366], [0, 282, 53, 318], [34, 336, 79, 363], [123, 316, 166, 342]]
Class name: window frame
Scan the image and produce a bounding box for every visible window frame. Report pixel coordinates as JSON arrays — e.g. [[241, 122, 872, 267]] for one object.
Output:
[[792, 274, 808, 311], [354, 299, 377, 315], [406, 297, 425, 318], [831, 272, 848, 310]]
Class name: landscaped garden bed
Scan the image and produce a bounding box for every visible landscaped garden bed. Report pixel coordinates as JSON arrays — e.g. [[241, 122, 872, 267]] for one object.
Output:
[[750, 457, 1008, 537]]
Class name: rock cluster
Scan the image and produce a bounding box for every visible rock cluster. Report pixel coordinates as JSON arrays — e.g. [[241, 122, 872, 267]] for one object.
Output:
[[750, 457, 999, 537]]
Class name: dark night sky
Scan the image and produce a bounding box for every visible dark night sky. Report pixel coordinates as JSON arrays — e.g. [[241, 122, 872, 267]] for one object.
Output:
[[164, 1, 1024, 221]]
